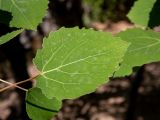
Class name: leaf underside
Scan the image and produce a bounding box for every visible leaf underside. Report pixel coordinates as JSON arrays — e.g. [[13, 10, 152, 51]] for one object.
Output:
[[0, 0, 48, 30], [34, 27, 129, 100], [115, 28, 160, 77], [26, 88, 62, 120]]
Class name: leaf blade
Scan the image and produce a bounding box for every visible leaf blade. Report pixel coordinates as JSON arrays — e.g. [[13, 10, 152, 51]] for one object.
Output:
[[0, 29, 23, 45], [115, 28, 160, 77], [34, 27, 129, 99], [128, 0, 156, 27], [26, 88, 62, 120], [0, 0, 48, 30]]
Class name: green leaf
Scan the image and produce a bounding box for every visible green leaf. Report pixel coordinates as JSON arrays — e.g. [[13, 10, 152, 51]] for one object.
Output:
[[34, 27, 129, 99], [26, 88, 62, 120], [0, 0, 48, 30], [0, 29, 23, 45], [115, 28, 160, 77], [128, 0, 156, 27]]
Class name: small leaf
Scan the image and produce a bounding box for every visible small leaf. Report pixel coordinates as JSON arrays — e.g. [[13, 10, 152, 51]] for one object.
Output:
[[128, 0, 156, 27], [34, 27, 129, 99], [115, 28, 160, 77], [26, 88, 62, 120], [0, 0, 48, 30], [0, 29, 23, 45]]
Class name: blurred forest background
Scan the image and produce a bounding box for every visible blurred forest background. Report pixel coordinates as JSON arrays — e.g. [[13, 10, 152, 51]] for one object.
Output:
[[1, 0, 160, 120]]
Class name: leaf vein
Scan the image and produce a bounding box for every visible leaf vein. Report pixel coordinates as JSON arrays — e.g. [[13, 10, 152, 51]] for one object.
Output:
[[42, 39, 64, 72], [11, 0, 33, 28], [60, 38, 88, 66], [42, 52, 108, 74], [129, 42, 160, 53]]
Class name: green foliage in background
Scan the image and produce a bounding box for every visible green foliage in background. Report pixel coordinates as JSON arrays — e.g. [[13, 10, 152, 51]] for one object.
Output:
[[83, 0, 130, 23]]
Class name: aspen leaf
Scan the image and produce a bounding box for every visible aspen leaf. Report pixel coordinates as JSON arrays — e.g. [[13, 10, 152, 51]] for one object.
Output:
[[34, 27, 129, 99]]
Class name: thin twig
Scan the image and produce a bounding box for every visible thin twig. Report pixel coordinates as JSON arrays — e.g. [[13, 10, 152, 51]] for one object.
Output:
[[0, 79, 28, 92], [0, 74, 40, 93], [14, 74, 40, 85]]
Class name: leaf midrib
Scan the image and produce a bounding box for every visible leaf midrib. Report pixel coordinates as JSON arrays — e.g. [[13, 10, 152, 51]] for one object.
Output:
[[42, 52, 108, 75], [42, 37, 88, 72], [128, 36, 160, 53]]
